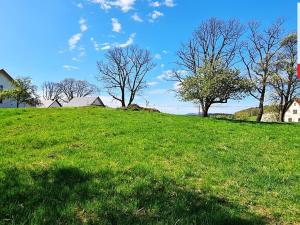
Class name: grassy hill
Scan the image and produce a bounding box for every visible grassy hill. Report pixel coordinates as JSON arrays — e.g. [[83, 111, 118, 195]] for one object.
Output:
[[0, 107, 299, 225]]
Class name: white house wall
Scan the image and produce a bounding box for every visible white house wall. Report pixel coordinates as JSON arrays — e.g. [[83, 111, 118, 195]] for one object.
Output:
[[0, 71, 29, 108], [0, 72, 16, 108], [284, 101, 300, 122]]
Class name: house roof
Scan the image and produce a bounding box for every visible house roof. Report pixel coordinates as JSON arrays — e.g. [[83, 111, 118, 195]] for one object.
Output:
[[0, 69, 14, 82], [64, 97, 104, 107], [38, 100, 62, 108]]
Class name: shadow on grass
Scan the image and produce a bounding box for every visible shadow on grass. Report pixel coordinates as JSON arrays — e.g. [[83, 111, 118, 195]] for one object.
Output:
[[0, 167, 267, 225], [212, 117, 297, 126]]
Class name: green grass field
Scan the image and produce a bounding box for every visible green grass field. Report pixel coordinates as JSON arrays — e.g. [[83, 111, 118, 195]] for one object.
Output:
[[0, 107, 299, 225]]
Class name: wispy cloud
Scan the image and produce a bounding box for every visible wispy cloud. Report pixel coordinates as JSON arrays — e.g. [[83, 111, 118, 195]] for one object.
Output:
[[76, 2, 84, 8], [117, 33, 136, 48], [131, 12, 143, 22], [149, 10, 163, 22], [164, 0, 175, 7], [157, 70, 173, 80], [147, 81, 158, 86], [79, 18, 88, 32], [157, 70, 187, 80], [149, 1, 160, 7], [90, 0, 136, 12], [90, 0, 111, 10], [154, 53, 161, 59], [68, 33, 82, 50], [63, 65, 79, 70], [71, 46, 86, 61], [101, 42, 111, 50], [111, 0, 136, 12], [111, 18, 122, 32], [68, 18, 88, 50], [173, 81, 181, 90], [90, 37, 100, 51]]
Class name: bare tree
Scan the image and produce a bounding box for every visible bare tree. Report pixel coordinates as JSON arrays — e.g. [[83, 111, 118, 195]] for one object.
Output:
[[42, 79, 97, 102], [97, 46, 155, 107], [75, 80, 98, 97], [42, 81, 61, 100], [270, 33, 300, 121], [58, 78, 77, 101], [173, 18, 246, 116], [240, 19, 284, 122]]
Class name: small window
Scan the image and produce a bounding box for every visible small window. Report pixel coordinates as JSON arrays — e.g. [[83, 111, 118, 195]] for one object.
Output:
[[298, 118, 300, 123], [288, 118, 292, 122], [294, 103, 297, 106], [293, 110, 297, 114]]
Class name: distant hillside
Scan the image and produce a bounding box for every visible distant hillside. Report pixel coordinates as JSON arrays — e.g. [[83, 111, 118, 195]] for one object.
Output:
[[234, 105, 278, 121]]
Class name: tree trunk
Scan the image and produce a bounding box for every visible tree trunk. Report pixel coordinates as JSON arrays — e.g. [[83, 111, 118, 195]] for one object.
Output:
[[281, 102, 290, 122], [202, 109, 209, 117], [279, 110, 284, 122], [121, 88, 126, 107], [256, 99, 264, 122], [256, 85, 266, 122], [202, 103, 210, 117]]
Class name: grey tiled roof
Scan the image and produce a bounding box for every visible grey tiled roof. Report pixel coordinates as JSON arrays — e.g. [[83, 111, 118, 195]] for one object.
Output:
[[64, 97, 104, 107]]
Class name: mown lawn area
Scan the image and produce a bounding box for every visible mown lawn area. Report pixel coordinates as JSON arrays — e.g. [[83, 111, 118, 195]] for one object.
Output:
[[0, 107, 299, 225]]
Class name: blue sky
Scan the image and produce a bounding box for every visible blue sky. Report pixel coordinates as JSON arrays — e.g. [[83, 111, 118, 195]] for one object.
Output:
[[0, 0, 297, 114]]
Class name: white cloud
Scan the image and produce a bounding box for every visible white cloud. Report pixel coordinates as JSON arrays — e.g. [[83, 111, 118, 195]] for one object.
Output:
[[90, 0, 112, 10], [131, 12, 143, 22], [101, 42, 111, 50], [177, 70, 188, 76], [90, 0, 135, 12], [157, 70, 173, 80], [154, 53, 161, 59], [111, 0, 136, 12], [162, 50, 168, 54], [76, 2, 84, 8], [68, 33, 82, 50], [147, 81, 158, 86], [160, 64, 165, 68], [164, 0, 175, 7], [63, 65, 79, 71], [90, 37, 100, 51], [149, 10, 164, 22], [78, 46, 86, 57], [111, 18, 122, 32], [117, 33, 136, 48], [79, 18, 88, 32], [67, 18, 88, 51], [72, 57, 80, 61], [91, 33, 135, 52], [157, 70, 187, 80], [173, 81, 181, 90], [149, 1, 160, 7]]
